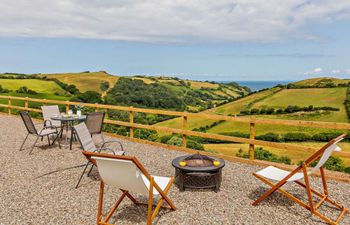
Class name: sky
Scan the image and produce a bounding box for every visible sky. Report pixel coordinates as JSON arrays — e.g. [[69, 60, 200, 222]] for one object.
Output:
[[0, 0, 350, 81]]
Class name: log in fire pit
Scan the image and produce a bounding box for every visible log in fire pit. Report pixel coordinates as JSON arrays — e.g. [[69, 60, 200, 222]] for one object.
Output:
[[171, 153, 225, 192]]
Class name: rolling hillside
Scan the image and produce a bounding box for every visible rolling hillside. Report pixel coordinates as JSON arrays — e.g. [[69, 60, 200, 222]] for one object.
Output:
[[0, 72, 249, 113], [156, 77, 350, 164], [39, 71, 119, 94]]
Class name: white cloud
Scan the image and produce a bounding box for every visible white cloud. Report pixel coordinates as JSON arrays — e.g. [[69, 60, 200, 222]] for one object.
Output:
[[0, 0, 350, 43], [346, 69, 350, 74], [304, 67, 323, 75], [313, 67, 323, 73], [331, 69, 341, 74]]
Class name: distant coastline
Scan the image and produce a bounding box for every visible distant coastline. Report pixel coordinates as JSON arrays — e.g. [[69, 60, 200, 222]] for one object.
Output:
[[220, 80, 294, 91]]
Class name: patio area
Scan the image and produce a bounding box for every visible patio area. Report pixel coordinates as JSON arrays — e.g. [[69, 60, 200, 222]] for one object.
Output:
[[1, 114, 349, 225]]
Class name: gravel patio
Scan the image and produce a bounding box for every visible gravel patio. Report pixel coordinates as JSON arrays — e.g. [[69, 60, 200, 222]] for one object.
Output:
[[0, 114, 349, 225]]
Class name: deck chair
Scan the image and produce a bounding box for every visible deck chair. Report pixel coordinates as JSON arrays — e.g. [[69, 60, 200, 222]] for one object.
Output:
[[19, 111, 61, 154], [252, 134, 348, 225], [82, 151, 176, 225], [73, 122, 124, 188]]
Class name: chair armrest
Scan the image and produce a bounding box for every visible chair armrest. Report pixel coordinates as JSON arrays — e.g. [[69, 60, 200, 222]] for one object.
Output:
[[43, 120, 53, 127], [96, 147, 125, 156], [101, 140, 124, 152]]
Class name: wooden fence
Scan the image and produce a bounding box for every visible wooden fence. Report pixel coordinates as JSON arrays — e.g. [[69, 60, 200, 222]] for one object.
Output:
[[1, 95, 350, 161]]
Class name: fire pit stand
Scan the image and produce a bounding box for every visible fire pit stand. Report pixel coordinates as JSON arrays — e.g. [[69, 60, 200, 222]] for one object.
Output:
[[171, 154, 225, 192]]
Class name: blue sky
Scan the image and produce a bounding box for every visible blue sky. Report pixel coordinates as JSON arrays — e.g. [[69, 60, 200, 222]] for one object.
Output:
[[0, 1, 349, 81]]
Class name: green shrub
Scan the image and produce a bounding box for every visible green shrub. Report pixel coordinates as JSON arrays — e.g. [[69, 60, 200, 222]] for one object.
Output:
[[186, 140, 204, 150], [71, 91, 102, 103], [345, 167, 350, 174], [236, 147, 291, 165], [256, 132, 281, 142], [16, 86, 37, 94], [100, 81, 109, 91], [310, 156, 345, 172], [167, 136, 182, 146], [0, 85, 10, 93], [284, 132, 311, 142], [134, 129, 158, 141]]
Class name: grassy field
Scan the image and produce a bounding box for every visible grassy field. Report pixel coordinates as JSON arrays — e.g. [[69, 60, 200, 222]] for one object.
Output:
[[293, 77, 349, 86], [253, 88, 347, 122], [210, 87, 281, 115], [40, 71, 119, 94], [157, 86, 348, 136], [204, 142, 350, 166], [0, 79, 65, 95], [208, 87, 348, 135]]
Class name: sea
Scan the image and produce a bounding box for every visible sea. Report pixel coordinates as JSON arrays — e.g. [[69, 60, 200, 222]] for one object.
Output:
[[221, 80, 294, 92]]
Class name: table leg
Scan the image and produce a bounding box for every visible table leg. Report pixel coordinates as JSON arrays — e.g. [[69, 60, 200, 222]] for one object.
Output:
[[70, 124, 74, 150]]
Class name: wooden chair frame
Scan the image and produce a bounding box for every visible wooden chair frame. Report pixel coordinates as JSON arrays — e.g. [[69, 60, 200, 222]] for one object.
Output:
[[83, 151, 176, 225], [252, 134, 348, 225]]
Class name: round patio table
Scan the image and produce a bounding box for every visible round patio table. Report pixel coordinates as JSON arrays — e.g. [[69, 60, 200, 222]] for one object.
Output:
[[51, 115, 86, 149]]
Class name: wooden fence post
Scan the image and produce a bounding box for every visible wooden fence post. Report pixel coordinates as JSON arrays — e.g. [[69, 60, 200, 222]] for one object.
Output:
[[249, 117, 256, 160], [95, 103, 98, 112], [65, 101, 70, 113], [182, 115, 188, 147], [8, 96, 11, 115], [129, 107, 134, 139], [25, 97, 29, 109]]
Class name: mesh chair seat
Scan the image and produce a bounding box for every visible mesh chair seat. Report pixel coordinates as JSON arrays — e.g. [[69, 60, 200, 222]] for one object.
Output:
[[38, 128, 60, 136]]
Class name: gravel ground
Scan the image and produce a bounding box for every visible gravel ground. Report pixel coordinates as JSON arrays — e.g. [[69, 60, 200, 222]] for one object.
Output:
[[0, 114, 349, 225]]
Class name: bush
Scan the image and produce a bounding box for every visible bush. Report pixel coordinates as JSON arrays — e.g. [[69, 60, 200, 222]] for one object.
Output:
[[134, 129, 158, 141], [71, 91, 102, 103], [167, 136, 182, 146], [0, 85, 9, 93], [284, 132, 311, 142], [186, 140, 204, 150], [16, 86, 37, 94], [160, 135, 173, 144], [236, 147, 291, 165], [345, 167, 350, 174], [100, 81, 109, 91], [256, 132, 281, 142], [310, 156, 345, 172]]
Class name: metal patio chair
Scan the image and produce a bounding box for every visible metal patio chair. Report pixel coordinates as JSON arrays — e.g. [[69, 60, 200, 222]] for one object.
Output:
[[41, 105, 62, 129], [85, 111, 106, 144], [19, 111, 61, 154], [73, 122, 124, 188]]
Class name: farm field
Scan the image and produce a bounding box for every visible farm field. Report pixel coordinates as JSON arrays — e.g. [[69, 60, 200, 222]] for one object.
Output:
[[40, 71, 119, 94], [204, 142, 350, 166], [0, 79, 65, 95], [208, 87, 348, 135], [156, 88, 281, 133], [293, 77, 349, 87]]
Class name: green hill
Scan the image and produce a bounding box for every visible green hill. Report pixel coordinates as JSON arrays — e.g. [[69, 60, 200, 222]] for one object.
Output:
[[0, 79, 65, 95], [39, 71, 119, 94], [292, 77, 349, 88]]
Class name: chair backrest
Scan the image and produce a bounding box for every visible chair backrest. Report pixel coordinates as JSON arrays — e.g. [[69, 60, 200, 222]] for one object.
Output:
[[73, 122, 97, 152], [307, 135, 344, 175], [85, 111, 105, 134], [92, 156, 150, 195], [41, 105, 61, 127], [20, 111, 38, 135]]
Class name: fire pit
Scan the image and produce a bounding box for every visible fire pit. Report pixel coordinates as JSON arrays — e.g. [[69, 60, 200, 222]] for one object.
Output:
[[171, 153, 225, 192]]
